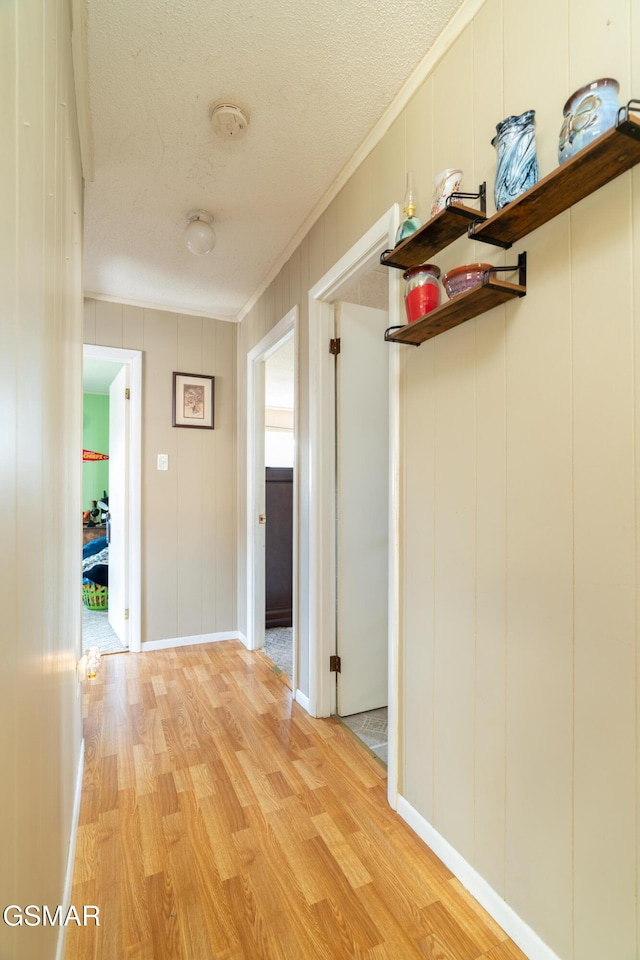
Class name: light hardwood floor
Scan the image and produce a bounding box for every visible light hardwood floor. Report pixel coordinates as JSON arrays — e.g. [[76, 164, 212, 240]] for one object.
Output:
[[65, 641, 527, 960]]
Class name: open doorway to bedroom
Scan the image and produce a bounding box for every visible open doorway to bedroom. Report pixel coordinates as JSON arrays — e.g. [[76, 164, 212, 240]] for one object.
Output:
[[263, 334, 295, 679], [246, 307, 298, 691], [82, 344, 142, 655], [82, 355, 126, 654]]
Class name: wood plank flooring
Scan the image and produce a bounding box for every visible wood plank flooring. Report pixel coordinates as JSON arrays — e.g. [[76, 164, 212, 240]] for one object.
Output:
[[65, 641, 527, 960]]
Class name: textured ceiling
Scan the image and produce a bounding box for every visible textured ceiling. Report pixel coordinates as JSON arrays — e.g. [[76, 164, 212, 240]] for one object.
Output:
[[83, 0, 464, 320]]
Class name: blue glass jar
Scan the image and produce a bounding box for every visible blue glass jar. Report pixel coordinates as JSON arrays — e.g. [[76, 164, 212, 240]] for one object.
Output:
[[491, 110, 539, 210], [558, 78, 620, 165]]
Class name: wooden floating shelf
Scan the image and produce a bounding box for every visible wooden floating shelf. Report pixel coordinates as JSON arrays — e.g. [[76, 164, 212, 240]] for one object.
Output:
[[471, 113, 640, 248], [380, 201, 486, 270], [381, 107, 640, 345], [385, 276, 526, 346]]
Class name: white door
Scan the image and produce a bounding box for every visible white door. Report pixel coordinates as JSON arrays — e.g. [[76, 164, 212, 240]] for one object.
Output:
[[108, 365, 129, 645], [335, 302, 389, 716]]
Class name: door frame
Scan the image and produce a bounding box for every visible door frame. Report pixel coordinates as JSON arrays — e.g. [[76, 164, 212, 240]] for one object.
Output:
[[307, 206, 401, 808], [83, 344, 142, 653], [246, 307, 298, 694]]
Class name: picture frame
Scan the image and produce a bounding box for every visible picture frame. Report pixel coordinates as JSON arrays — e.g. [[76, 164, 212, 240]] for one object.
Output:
[[172, 372, 215, 429]]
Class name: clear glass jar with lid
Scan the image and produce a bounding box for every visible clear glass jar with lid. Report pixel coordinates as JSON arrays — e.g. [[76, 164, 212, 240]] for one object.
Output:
[[403, 263, 441, 323]]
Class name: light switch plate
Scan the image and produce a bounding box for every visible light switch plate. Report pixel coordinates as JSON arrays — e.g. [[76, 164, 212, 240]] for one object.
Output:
[[157, 454, 169, 471]]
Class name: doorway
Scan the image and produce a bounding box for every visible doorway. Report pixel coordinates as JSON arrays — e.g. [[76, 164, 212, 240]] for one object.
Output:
[[82, 355, 125, 653], [307, 207, 401, 806], [264, 336, 295, 677], [82, 345, 142, 653], [333, 291, 390, 763], [246, 308, 298, 690]]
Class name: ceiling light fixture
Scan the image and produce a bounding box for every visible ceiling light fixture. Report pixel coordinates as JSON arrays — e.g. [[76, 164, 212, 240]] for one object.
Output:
[[209, 102, 249, 140], [184, 210, 216, 256]]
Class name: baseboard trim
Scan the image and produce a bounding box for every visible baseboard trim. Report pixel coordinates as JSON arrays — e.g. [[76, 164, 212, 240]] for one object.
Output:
[[295, 689, 311, 713], [141, 631, 242, 652], [396, 796, 561, 960], [56, 738, 85, 960]]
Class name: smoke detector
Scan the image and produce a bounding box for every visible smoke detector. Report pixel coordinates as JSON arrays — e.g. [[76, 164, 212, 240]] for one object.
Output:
[[209, 102, 249, 140]]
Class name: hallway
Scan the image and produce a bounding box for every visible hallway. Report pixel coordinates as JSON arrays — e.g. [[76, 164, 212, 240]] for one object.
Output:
[[65, 641, 525, 959]]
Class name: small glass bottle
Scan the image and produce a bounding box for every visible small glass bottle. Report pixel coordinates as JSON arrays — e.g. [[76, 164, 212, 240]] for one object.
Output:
[[395, 171, 423, 245]]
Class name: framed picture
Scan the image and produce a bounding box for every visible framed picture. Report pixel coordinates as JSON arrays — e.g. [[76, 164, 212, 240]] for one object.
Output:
[[172, 372, 215, 429]]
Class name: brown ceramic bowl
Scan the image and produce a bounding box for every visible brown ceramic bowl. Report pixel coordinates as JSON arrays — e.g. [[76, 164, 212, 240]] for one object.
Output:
[[441, 262, 493, 299]]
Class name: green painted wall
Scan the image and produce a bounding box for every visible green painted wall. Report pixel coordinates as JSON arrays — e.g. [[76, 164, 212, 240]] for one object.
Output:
[[82, 393, 109, 513]]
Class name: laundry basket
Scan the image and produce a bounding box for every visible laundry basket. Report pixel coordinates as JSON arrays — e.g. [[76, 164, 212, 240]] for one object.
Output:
[[82, 579, 108, 610]]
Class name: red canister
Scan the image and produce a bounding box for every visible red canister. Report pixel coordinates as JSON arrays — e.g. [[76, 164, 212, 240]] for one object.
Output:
[[403, 264, 441, 323]]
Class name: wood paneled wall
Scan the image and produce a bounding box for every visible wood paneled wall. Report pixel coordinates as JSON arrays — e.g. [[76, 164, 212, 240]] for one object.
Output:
[[0, 1, 84, 958], [83, 301, 237, 644], [238, 0, 640, 957]]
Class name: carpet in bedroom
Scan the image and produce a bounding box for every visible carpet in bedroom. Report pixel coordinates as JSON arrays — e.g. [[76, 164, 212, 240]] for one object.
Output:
[[82, 606, 127, 655], [264, 626, 293, 678]]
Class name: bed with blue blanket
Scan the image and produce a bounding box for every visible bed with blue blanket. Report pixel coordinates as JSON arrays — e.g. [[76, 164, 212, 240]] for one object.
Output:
[[82, 536, 109, 588]]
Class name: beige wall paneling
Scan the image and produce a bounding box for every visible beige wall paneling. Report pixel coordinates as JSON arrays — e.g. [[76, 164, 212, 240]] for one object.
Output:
[[322, 198, 340, 276], [249, 295, 264, 351], [15, 6, 50, 955], [570, 10, 635, 960], [405, 78, 434, 231], [95, 299, 125, 347], [411, 18, 478, 868], [142, 309, 180, 642], [284, 257, 294, 314], [176, 315, 205, 638], [474, 300, 508, 897], [123, 303, 144, 351], [333, 164, 373, 264], [212, 321, 237, 632], [632, 7, 640, 949], [470, 0, 505, 274], [401, 346, 437, 822], [288, 246, 302, 311], [504, 217, 573, 958], [366, 115, 405, 231], [296, 236, 311, 696], [1, 0, 83, 957], [432, 25, 475, 189], [568, 0, 630, 97], [432, 26, 477, 281], [470, 0, 507, 898], [273, 269, 284, 329], [308, 218, 325, 291], [432, 323, 477, 865], [43, 0, 64, 913], [236, 315, 249, 640], [634, 162, 640, 960], [0, 4, 18, 955], [83, 296, 97, 343], [202, 319, 219, 634], [503, 0, 568, 179], [503, 4, 572, 956], [264, 280, 276, 334], [571, 177, 636, 959]]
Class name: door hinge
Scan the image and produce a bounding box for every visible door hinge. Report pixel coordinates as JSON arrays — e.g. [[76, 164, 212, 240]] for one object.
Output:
[[125, 387, 130, 399], [329, 654, 341, 673], [329, 338, 341, 356], [124, 608, 129, 620]]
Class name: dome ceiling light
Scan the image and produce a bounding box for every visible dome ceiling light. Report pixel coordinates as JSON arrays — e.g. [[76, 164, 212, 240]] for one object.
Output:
[[184, 210, 216, 256]]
